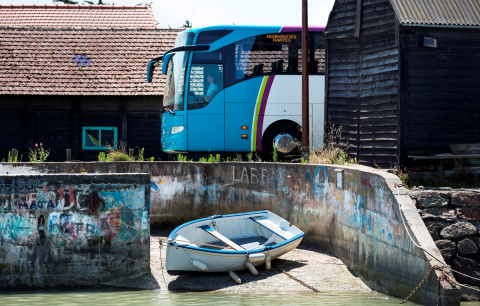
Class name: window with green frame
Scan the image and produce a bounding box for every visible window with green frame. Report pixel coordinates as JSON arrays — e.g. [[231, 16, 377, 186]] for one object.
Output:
[[82, 127, 118, 150]]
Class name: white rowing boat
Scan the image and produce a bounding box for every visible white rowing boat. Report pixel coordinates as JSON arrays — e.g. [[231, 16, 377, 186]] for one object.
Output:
[[165, 210, 304, 277]]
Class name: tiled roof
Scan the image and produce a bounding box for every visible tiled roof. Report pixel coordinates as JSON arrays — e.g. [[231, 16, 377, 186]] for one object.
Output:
[[0, 5, 183, 96], [0, 4, 158, 29], [0, 27, 181, 95], [390, 0, 480, 27]]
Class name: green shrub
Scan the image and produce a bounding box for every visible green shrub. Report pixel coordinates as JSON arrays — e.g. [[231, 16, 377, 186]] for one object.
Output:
[[28, 143, 50, 162]]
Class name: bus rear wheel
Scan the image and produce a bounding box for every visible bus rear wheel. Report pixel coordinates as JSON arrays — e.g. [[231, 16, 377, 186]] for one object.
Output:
[[262, 124, 301, 161]]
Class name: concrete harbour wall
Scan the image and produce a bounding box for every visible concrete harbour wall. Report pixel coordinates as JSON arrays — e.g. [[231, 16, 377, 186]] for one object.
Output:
[[0, 162, 460, 305], [0, 172, 150, 288]]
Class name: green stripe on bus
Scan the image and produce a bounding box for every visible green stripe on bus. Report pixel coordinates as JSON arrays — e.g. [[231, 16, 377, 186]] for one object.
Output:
[[252, 76, 269, 151]]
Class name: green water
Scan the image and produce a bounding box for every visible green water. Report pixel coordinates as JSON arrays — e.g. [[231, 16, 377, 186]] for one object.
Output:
[[0, 289, 412, 305], [2, 289, 480, 305]]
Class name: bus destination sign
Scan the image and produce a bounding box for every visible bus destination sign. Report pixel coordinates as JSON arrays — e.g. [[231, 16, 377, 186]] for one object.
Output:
[[266, 34, 297, 43]]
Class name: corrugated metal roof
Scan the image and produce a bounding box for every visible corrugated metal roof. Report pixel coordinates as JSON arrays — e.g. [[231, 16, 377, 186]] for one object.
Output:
[[390, 0, 480, 27]]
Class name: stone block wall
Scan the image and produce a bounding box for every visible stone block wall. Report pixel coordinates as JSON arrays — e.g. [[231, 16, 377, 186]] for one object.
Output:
[[409, 189, 480, 300]]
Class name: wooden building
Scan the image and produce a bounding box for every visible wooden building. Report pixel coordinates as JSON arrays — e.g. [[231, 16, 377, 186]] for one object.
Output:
[[325, 0, 480, 167], [0, 4, 181, 161]]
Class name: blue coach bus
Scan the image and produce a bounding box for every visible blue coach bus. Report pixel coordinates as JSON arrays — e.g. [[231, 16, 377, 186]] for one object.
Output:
[[147, 25, 325, 159]]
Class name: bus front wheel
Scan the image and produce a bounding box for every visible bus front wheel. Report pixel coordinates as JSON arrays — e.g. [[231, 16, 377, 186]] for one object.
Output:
[[262, 124, 301, 161]]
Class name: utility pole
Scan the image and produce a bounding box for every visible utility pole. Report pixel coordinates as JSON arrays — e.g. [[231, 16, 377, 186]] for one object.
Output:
[[301, 0, 309, 157]]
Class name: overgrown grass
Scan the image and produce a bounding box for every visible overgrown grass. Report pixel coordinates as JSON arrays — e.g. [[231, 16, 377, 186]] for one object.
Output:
[[2, 149, 23, 162], [177, 154, 191, 162], [98, 143, 153, 162], [246, 152, 262, 162], [200, 154, 221, 163], [394, 165, 480, 189], [308, 125, 357, 166]]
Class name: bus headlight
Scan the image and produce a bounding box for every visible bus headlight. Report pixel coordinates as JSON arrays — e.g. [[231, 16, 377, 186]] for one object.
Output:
[[171, 126, 184, 134]]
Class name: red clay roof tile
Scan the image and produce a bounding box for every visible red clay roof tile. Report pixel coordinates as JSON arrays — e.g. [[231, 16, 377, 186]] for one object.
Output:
[[0, 5, 183, 96], [0, 4, 159, 29]]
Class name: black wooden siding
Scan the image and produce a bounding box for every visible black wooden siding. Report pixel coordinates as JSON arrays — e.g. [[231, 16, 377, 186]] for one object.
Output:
[[400, 27, 480, 157], [326, 0, 400, 166], [327, 38, 361, 154], [326, 0, 358, 38], [126, 96, 164, 160], [0, 96, 166, 162]]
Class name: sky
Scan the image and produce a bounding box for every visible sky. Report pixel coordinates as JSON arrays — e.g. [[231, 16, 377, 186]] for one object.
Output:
[[2, 0, 336, 28]]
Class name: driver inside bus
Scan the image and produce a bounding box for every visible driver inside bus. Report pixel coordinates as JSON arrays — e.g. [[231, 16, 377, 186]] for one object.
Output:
[[203, 72, 219, 103]]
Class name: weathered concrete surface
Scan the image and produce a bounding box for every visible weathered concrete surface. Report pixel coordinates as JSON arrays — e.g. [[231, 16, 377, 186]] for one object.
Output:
[[0, 162, 461, 305], [126, 233, 371, 293], [0, 173, 151, 288]]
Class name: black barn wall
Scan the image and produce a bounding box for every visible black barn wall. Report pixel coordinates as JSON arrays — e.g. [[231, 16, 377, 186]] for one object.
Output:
[[400, 27, 480, 158], [0, 95, 167, 162], [327, 0, 400, 167]]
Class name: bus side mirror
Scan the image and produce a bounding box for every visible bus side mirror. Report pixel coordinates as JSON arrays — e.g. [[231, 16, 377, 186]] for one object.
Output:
[[147, 61, 155, 83], [162, 53, 173, 75], [146, 56, 163, 83]]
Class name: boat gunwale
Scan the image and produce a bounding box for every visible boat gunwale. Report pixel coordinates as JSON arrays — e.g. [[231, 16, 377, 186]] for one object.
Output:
[[167, 210, 304, 255], [168, 210, 270, 241]]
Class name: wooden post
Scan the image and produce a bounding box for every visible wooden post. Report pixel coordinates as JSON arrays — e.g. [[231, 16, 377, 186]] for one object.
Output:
[[73, 98, 81, 161], [122, 99, 128, 148], [302, 0, 310, 156], [66, 149, 72, 162]]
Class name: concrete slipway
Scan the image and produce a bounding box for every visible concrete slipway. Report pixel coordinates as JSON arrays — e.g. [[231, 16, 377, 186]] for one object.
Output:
[[0, 162, 461, 305], [141, 233, 371, 294]]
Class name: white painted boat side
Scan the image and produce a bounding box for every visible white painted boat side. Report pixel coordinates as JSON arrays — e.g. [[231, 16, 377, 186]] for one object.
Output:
[[166, 235, 303, 273], [165, 210, 304, 274]]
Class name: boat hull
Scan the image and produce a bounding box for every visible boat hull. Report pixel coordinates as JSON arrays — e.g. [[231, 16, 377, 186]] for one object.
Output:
[[166, 235, 303, 274], [165, 210, 304, 274]]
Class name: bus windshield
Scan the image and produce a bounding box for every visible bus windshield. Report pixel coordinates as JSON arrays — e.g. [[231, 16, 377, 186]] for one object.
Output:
[[163, 51, 189, 111]]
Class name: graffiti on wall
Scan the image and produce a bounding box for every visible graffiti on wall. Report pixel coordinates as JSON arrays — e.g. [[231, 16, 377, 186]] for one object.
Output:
[[228, 164, 409, 258], [146, 162, 410, 269], [0, 177, 149, 247]]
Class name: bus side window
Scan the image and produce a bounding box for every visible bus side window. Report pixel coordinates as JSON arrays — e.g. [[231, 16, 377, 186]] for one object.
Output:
[[225, 32, 315, 87], [188, 49, 224, 110], [309, 60, 318, 73], [285, 64, 297, 73], [271, 60, 284, 73], [252, 64, 264, 75], [188, 63, 223, 110], [235, 69, 245, 80]]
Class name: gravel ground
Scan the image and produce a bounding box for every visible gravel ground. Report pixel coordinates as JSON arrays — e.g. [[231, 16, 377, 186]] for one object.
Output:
[[136, 233, 372, 293]]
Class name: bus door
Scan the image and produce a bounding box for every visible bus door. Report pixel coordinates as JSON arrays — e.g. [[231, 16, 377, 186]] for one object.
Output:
[[224, 78, 262, 152], [186, 61, 225, 151]]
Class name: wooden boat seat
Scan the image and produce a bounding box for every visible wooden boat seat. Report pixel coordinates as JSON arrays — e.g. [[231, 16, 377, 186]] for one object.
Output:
[[199, 225, 245, 251], [250, 216, 294, 240], [203, 236, 267, 250], [173, 234, 199, 247]]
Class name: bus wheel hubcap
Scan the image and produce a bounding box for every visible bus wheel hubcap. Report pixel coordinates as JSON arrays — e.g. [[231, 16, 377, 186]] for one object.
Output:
[[273, 133, 296, 154]]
